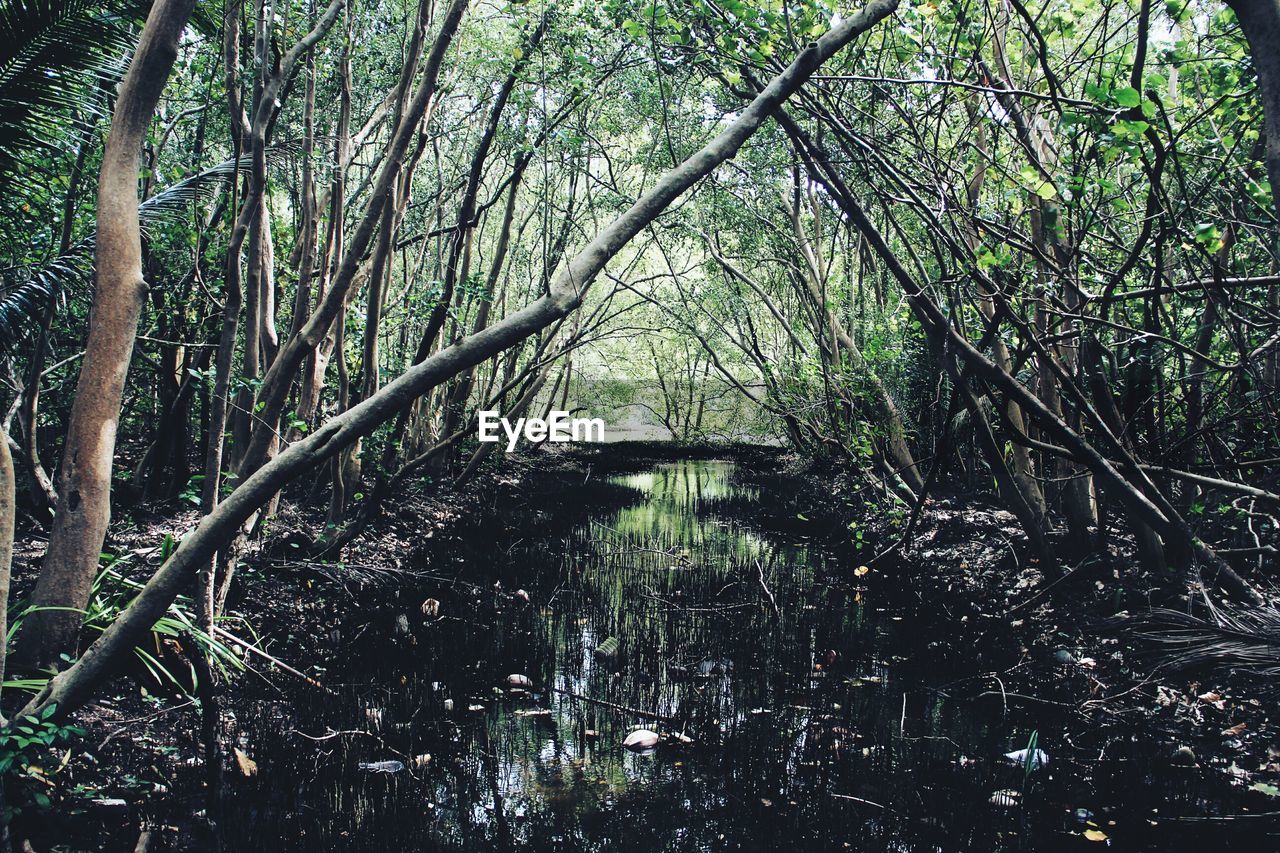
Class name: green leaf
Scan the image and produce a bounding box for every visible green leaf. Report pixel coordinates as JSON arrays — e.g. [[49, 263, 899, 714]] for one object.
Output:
[[1111, 119, 1150, 137], [1114, 86, 1141, 108]]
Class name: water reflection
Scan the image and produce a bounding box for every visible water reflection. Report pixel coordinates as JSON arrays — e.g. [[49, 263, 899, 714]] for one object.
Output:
[[221, 460, 1257, 852]]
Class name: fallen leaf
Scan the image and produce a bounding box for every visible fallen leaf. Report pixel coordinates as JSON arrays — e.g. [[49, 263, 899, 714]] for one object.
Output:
[[1198, 690, 1226, 709], [854, 566, 869, 577], [1083, 829, 1107, 842], [1222, 722, 1248, 737], [234, 748, 258, 777]]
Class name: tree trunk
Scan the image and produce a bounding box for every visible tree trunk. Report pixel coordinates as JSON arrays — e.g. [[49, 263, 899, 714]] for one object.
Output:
[[1226, 0, 1280, 220], [0, 428, 15, 700], [16, 0, 197, 669]]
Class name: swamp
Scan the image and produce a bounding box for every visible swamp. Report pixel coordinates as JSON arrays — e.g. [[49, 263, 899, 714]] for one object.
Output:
[[0, 0, 1279, 849]]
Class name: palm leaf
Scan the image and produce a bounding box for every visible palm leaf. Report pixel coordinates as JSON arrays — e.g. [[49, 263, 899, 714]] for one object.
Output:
[[0, 153, 255, 350], [0, 0, 138, 181], [0, 0, 222, 187], [1128, 596, 1280, 678]]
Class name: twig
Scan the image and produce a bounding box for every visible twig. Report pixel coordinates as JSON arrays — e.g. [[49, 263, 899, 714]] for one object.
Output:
[[755, 558, 779, 615], [831, 792, 886, 809], [99, 700, 196, 746], [290, 728, 411, 762], [976, 690, 1073, 708], [1006, 553, 1105, 615], [212, 625, 329, 691], [549, 687, 677, 723]]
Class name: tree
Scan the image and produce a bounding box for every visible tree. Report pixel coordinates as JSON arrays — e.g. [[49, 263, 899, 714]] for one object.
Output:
[[1225, 0, 1280, 219], [16, 0, 198, 669]]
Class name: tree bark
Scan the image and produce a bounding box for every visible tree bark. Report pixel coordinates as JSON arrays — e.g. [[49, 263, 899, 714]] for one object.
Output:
[[16, 0, 198, 669], [0, 428, 15, 702], [1226, 0, 1280, 220]]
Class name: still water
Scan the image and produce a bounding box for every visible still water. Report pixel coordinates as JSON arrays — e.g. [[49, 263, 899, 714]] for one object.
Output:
[[222, 460, 1263, 851]]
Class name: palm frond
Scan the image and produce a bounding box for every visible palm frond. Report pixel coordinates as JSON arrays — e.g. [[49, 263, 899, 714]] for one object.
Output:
[[0, 0, 221, 186], [0, 0, 141, 181], [0, 153, 253, 350], [1128, 597, 1280, 678]]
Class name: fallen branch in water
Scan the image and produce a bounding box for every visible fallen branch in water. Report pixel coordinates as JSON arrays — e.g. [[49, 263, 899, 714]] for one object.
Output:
[[755, 558, 779, 615], [831, 792, 887, 810], [212, 625, 329, 691], [549, 687, 677, 723]]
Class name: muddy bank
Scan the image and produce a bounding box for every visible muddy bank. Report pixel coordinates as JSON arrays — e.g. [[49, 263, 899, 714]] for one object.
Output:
[[7, 445, 1279, 850]]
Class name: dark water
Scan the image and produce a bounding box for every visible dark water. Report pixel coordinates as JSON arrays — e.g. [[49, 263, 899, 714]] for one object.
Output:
[[222, 460, 1272, 851]]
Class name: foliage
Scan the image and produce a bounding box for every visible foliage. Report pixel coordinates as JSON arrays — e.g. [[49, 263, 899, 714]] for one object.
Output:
[[0, 703, 84, 822]]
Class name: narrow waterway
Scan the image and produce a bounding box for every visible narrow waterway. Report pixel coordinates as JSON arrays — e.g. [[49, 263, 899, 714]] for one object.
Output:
[[220, 459, 1253, 851]]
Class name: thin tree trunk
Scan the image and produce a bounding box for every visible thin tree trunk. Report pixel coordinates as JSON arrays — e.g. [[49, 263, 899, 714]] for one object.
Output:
[[0, 428, 16, 700]]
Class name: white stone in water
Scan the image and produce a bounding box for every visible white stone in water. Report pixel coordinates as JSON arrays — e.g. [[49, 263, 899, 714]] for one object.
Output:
[[623, 729, 660, 751], [507, 674, 533, 688]]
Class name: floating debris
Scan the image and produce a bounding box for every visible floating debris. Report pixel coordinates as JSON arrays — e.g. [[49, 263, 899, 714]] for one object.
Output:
[[358, 760, 405, 774], [1003, 748, 1049, 770], [989, 789, 1021, 808], [623, 729, 660, 751]]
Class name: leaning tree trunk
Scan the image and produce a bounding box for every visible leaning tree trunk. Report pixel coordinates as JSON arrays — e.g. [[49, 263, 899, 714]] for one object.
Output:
[[16, 0, 197, 670]]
